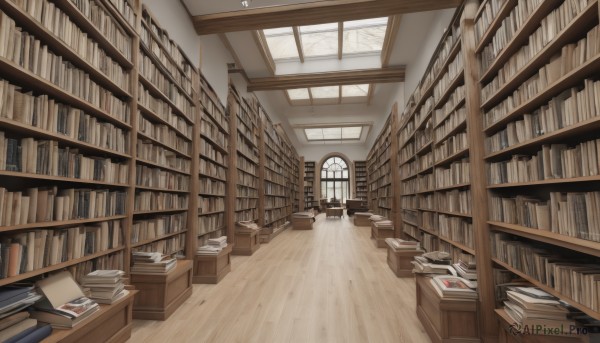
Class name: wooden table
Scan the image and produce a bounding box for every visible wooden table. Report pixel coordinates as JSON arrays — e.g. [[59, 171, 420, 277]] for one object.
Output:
[[326, 207, 344, 218]]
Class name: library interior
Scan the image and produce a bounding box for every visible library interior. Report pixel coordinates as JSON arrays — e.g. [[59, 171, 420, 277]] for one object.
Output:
[[0, 0, 599, 342]]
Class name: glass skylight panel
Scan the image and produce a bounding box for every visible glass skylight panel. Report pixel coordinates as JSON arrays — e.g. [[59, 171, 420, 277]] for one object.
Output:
[[343, 17, 388, 55], [322, 128, 342, 140], [287, 88, 310, 100], [263, 27, 299, 60], [305, 128, 324, 140], [310, 86, 339, 99], [342, 84, 369, 97], [342, 127, 362, 139], [299, 23, 338, 57]]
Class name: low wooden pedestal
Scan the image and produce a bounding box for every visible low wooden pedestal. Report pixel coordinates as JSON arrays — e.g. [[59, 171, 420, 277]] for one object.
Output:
[[44, 290, 137, 343], [325, 207, 343, 218], [371, 223, 395, 248], [131, 260, 192, 321], [387, 247, 423, 277], [353, 213, 372, 227], [415, 274, 480, 343], [260, 222, 290, 243], [232, 229, 260, 256], [496, 309, 585, 343], [193, 244, 232, 284], [292, 217, 314, 230]]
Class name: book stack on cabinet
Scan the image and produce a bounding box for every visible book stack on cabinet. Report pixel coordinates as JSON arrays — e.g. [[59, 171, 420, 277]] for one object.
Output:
[[228, 85, 261, 256], [258, 109, 292, 243], [354, 161, 368, 200], [0, 0, 142, 339], [366, 114, 397, 221], [131, 4, 197, 319], [474, 0, 600, 339], [303, 161, 316, 210], [193, 75, 231, 282]]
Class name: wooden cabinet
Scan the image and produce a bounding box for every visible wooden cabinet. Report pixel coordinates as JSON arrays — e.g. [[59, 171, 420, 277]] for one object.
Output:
[[387, 247, 423, 277], [232, 229, 260, 255], [193, 245, 232, 284], [371, 223, 395, 248], [131, 260, 193, 321], [415, 274, 480, 343]]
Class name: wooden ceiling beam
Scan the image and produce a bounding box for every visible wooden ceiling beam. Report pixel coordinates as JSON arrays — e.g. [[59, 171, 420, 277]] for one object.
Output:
[[247, 66, 405, 91], [192, 0, 462, 35]]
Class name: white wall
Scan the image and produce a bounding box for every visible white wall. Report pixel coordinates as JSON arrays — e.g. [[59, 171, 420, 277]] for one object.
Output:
[[199, 35, 234, 105], [403, 9, 455, 104], [301, 145, 370, 163], [143, 0, 200, 68]]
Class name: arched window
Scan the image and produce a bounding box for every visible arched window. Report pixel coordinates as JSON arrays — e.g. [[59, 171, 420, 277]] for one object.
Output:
[[321, 156, 349, 203]]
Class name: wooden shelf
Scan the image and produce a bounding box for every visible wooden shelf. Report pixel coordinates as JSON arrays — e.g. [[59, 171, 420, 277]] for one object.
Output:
[[133, 209, 188, 216], [489, 221, 600, 258], [138, 103, 192, 141], [438, 235, 475, 255], [200, 133, 229, 155], [487, 175, 600, 188], [139, 74, 193, 123], [138, 131, 191, 159], [434, 148, 469, 167], [434, 119, 467, 146], [136, 158, 191, 175], [135, 186, 189, 193], [492, 258, 600, 321], [433, 70, 465, 109], [131, 230, 188, 248], [0, 170, 129, 187], [435, 183, 471, 192], [433, 97, 466, 129], [474, 0, 518, 53], [0, 215, 127, 233]]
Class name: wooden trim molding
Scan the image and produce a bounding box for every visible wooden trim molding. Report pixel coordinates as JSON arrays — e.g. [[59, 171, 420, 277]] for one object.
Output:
[[381, 15, 402, 67], [192, 0, 462, 35], [247, 66, 405, 91], [292, 26, 305, 63], [252, 30, 276, 75]]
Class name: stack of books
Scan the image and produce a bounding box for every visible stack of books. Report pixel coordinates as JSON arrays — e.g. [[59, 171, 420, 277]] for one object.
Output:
[[373, 220, 393, 229], [197, 236, 227, 256], [131, 252, 177, 274], [30, 271, 100, 329], [412, 251, 455, 275], [503, 287, 576, 333], [369, 215, 386, 222], [80, 270, 128, 304], [236, 221, 261, 232], [430, 275, 478, 300], [0, 285, 50, 341], [385, 238, 420, 251], [453, 260, 477, 280], [292, 211, 315, 219]]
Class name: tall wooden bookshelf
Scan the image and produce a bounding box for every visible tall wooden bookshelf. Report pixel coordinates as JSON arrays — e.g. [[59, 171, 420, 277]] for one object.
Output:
[[474, 0, 600, 338], [277, 123, 300, 215], [304, 161, 316, 210], [198, 75, 228, 246], [354, 161, 368, 200], [228, 85, 260, 228], [366, 114, 397, 220]]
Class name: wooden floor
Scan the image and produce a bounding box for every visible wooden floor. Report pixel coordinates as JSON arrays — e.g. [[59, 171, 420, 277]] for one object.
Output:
[[130, 213, 431, 343]]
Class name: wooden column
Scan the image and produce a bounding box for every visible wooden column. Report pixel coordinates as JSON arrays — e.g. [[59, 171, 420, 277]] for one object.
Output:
[[187, 70, 201, 258], [226, 92, 239, 242], [258, 117, 266, 227], [461, 0, 497, 341], [299, 156, 305, 211], [389, 104, 401, 237]]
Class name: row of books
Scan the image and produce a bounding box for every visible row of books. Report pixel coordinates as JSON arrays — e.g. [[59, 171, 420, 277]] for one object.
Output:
[[264, 196, 288, 209], [482, 22, 599, 102], [70, 250, 123, 283], [199, 159, 227, 179], [199, 178, 225, 196], [264, 158, 284, 176], [433, 107, 466, 142], [438, 214, 474, 249], [200, 118, 227, 151], [138, 50, 193, 118], [0, 220, 122, 277], [418, 151, 433, 171], [400, 159, 417, 177], [0, 134, 129, 183], [199, 139, 228, 167], [439, 242, 476, 265], [139, 25, 192, 96], [414, 121, 433, 151], [433, 51, 463, 101], [402, 178, 418, 194], [196, 236, 227, 255], [234, 208, 257, 223], [198, 196, 224, 214], [1, 79, 129, 150], [236, 185, 258, 198], [0, 187, 126, 226], [236, 134, 259, 164], [434, 159, 470, 188], [489, 192, 600, 242], [138, 85, 193, 136], [141, 7, 191, 75], [198, 213, 224, 235], [131, 234, 184, 256], [435, 189, 472, 215], [135, 165, 189, 190], [134, 191, 188, 212], [136, 140, 191, 172], [8, 0, 130, 91], [401, 195, 417, 210], [434, 132, 468, 162], [106, 0, 136, 28], [237, 170, 257, 188], [138, 115, 191, 156], [200, 98, 228, 136], [488, 140, 600, 184], [433, 86, 465, 127], [264, 208, 288, 225], [235, 197, 256, 211], [68, 0, 132, 59], [0, 13, 130, 116], [474, 0, 508, 44], [491, 232, 600, 310], [131, 251, 176, 274], [131, 213, 187, 244]]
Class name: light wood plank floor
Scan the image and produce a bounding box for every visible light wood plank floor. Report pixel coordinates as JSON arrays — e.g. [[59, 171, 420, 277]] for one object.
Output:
[[130, 213, 431, 343]]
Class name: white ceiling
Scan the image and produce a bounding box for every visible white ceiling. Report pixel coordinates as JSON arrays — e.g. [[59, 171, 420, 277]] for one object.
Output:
[[184, 0, 454, 148]]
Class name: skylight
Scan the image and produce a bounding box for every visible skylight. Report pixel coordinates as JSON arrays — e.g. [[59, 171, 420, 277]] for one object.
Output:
[[263, 27, 299, 60], [310, 86, 339, 99], [343, 18, 388, 55], [287, 88, 310, 100], [304, 127, 363, 141], [342, 84, 369, 97], [299, 23, 338, 58]]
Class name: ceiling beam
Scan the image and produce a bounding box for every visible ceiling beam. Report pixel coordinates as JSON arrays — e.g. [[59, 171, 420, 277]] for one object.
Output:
[[252, 31, 276, 75], [247, 66, 405, 92], [192, 0, 462, 35], [381, 15, 402, 67]]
